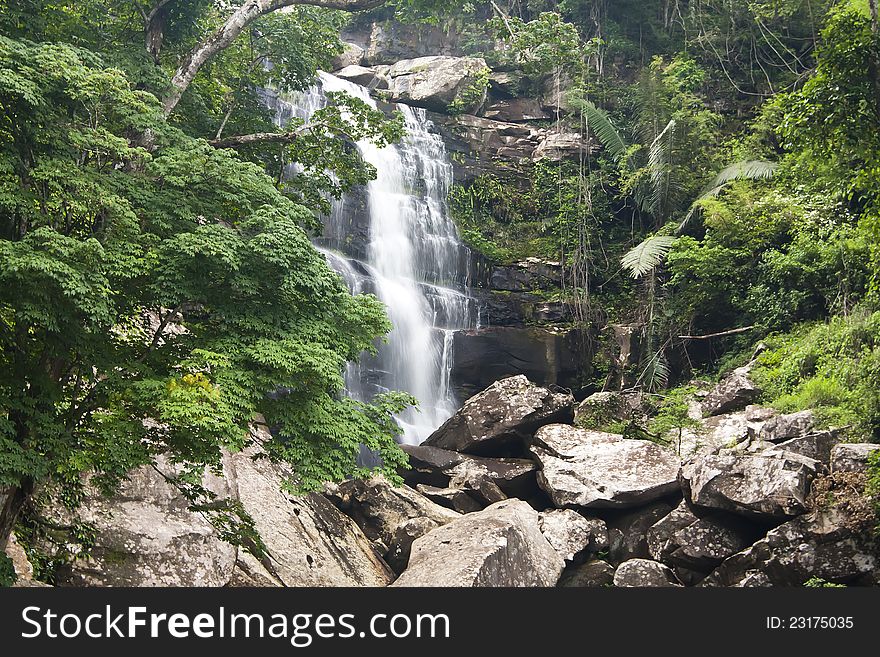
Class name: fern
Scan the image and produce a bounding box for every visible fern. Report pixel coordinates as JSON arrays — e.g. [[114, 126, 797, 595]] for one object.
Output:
[[581, 100, 631, 167], [621, 234, 677, 279]]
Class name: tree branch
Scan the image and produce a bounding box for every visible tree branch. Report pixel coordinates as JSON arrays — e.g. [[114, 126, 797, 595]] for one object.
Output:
[[678, 325, 755, 340], [162, 0, 387, 115]]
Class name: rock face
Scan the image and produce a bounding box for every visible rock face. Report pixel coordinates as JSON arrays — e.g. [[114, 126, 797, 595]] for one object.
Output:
[[387, 56, 489, 113], [489, 258, 562, 292], [225, 446, 393, 587], [680, 451, 820, 519], [393, 500, 565, 587], [483, 98, 550, 123], [450, 327, 586, 399], [701, 365, 761, 417], [703, 509, 879, 586], [831, 443, 880, 473], [425, 375, 574, 455], [531, 424, 681, 509], [56, 455, 238, 587], [613, 559, 682, 587], [56, 427, 393, 588]]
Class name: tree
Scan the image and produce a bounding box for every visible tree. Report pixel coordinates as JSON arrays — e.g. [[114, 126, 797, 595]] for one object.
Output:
[[160, 0, 389, 115], [0, 27, 408, 551]]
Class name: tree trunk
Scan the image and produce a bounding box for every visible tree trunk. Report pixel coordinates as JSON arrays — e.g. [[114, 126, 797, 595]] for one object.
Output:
[[161, 0, 387, 116], [145, 1, 174, 64], [0, 480, 33, 551]]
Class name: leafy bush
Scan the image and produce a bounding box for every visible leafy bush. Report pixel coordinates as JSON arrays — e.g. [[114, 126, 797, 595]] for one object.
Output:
[[752, 310, 880, 438]]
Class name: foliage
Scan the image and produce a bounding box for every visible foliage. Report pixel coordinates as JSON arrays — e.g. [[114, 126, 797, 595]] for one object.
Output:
[[0, 551, 14, 586], [647, 385, 702, 453], [752, 311, 880, 438], [0, 20, 412, 555], [621, 234, 677, 279], [803, 577, 847, 588]]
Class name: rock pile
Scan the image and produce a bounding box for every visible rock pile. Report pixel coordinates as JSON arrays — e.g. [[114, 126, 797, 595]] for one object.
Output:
[[19, 372, 878, 588]]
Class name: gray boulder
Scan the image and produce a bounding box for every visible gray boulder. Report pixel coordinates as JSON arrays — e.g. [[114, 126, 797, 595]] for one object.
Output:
[[415, 484, 483, 514], [425, 375, 574, 456], [831, 443, 880, 473], [393, 499, 565, 587], [758, 410, 815, 442], [323, 475, 459, 553], [538, 510, 607, 562], [531, 424, 681, 509], [607, 502, 675, 565], [701, 365, 761, 417], [559, 560, 615, 587], [483, 98, 550, 123], [533, 132, 594, 161], [646, 501, 755, 573], [388, 56, 489, 113], [385, 517, 440, 574], [703, 509, 879, 586], [400, 444, 538, 498], [333, 65, 389, 90], [680, 451, 820, 519], [331, 42, 364, 70], [767, 430, 843, 465], [613, 559, 682, 587]]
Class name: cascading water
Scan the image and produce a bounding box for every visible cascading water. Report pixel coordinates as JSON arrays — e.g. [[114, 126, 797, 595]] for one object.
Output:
[[270, 73, 478, 444]]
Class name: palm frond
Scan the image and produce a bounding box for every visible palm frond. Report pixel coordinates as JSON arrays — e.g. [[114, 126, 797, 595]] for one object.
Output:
[[582, 100, 631, 167], [638, 352, 670, 392], [678, 159, 778, 233], [621, 234, 677, 279], [646, 119, 676, 216]]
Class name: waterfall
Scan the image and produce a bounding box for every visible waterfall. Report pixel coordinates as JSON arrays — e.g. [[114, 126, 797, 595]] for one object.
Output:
[[271, 73, 478, 445]]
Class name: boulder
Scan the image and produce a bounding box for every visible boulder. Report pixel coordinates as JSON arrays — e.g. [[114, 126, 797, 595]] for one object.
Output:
[[607, 502, 675, 565], [574, 391, 628, 430], [388, 56, 489, 113], [425, 375, 574, 456], [385, 517, 439, 574], [323, 475, 460, 552], [559, 560, 615, 587], [678, 410, 754, 459], [415, 484, 483, 514], [226, 445, 393, 587], [831, 443, 880, 474], [55, 454, 238, 587], [701, 365, 761, 417], [758, 410, 815, 442], [333, 64, 389, 90], [531, 424, 681, 509], [767, 430, 843, 465], [703, 509, 880, 586], [613, 559, 683, 587], [680, 451, 820, 519], [331, 42, 365, 70], [4, 534, 45, 587], [648, 501, 757, 573], [538, 510, 607, 562], [400, 444, 538, 498], [393, 499, 565, 587]]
